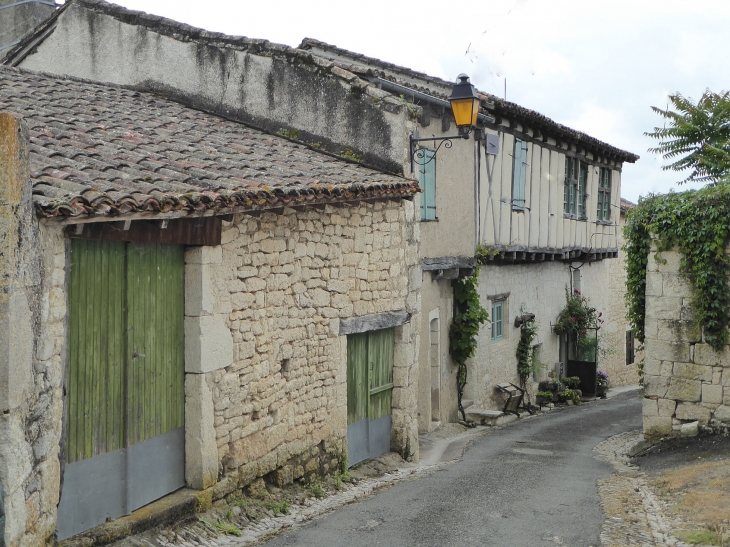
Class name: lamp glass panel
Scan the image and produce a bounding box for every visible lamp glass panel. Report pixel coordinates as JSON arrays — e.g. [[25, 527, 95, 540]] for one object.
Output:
[[451, 98, 477, 127]]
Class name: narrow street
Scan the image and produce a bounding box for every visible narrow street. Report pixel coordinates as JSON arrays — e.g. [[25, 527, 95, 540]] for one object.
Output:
[[262, 391, 642, 547]]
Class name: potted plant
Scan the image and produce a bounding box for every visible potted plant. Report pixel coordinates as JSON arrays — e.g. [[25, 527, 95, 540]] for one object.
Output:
[[536, 391, 554, 405], [596, 371, 609, 399]]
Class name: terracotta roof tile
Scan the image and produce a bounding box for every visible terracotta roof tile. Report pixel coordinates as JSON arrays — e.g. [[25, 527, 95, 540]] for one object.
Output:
[[0, 66, 418, 219]]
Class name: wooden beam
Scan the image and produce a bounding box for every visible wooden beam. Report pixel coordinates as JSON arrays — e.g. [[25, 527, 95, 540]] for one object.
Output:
[[65, 216, 222, 246]]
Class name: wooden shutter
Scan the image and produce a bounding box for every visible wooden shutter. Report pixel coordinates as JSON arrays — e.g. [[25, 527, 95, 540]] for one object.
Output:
[[418, 150, 436, 221], [512, 139, 527, 209]]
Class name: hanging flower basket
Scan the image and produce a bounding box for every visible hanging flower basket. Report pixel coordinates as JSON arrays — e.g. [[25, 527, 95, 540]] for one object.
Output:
[[553, 289, 603, 338]]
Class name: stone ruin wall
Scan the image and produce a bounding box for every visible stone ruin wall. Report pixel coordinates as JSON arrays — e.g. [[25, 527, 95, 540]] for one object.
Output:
[[194, 201, 421, 501], [642, 245, 730, 440]]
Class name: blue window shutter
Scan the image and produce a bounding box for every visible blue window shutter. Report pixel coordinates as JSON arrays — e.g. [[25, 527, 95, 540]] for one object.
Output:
[[418, 150, 436, 221], [512, 139, 527, 209]]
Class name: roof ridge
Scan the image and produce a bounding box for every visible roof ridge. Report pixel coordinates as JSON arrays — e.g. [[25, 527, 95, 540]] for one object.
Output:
[[299, 38, 639, 162]]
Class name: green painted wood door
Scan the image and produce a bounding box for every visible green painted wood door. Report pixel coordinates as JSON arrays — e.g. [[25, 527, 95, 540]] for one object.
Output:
[[346, 328, 394, 465], [66, 239, 184, 461], [59, 239, 185, 540]]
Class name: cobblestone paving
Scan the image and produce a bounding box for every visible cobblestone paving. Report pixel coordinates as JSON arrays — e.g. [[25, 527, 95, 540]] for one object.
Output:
[[113, 464, 441, 547], [594, 430, 689, 547]]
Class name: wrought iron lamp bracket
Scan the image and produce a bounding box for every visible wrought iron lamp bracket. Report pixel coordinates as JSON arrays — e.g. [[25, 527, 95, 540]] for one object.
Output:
[[410, 132, 470, 173]]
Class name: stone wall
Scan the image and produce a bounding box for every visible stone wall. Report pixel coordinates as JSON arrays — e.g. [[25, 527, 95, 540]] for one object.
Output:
[[0, 113, 64, 547], [184, 201, 421, 501], [642, 245, 730, 440]]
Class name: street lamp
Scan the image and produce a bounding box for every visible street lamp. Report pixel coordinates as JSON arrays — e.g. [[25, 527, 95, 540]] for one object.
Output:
[[410, 74, 481, 172]]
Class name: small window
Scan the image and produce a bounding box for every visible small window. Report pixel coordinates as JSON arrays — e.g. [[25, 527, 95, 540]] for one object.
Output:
[[597, 167, 611, 221], [418, 149, 436, 221], [491, 301, 504, 340], [512, 139, 528, 210], [563, 157, 586, 218], [572, 269, 581, 294], [626, 330, 635, 365]]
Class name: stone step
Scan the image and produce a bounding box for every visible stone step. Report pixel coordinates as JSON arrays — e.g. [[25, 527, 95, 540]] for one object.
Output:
[[462, 399, 474, 409], [465, 408, 507, 426]]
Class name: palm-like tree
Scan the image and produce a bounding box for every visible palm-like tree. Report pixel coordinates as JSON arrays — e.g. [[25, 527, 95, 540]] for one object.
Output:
[[646, 91, 730, 185]]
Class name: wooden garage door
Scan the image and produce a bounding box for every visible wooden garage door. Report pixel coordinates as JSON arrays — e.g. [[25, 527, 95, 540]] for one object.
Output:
[[58, 239, 185, 540], [347, 328, 394, 466]]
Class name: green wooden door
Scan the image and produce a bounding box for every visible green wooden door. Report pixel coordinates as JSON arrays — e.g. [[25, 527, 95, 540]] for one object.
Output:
[[66, 240, 184, 460], [59, 239, 185, 540], [346, 328, 394, 466]]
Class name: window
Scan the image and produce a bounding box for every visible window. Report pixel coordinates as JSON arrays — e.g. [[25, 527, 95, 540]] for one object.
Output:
[[418, 149, 436, 221], [626, 329, 635, 365], [512, 138, 528, 210], [563, 157, 587, 218], [491, 301, 503, 340], [597, 167, 611, 221]]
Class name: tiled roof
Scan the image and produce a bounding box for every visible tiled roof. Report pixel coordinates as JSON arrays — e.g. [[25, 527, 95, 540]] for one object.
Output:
[[0, 66, 418, 219], [620, 198, 636, 212], [300, 39, 640, 164]]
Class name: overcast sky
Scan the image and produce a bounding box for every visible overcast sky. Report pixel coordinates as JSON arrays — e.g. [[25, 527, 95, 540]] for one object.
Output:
[[104, 0, 730, 203]]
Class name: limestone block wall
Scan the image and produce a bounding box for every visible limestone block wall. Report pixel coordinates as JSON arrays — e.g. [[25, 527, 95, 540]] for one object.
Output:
[[0, 112, 64, 547], [192, 201, 421, 496], [642, 245, 730, 440]]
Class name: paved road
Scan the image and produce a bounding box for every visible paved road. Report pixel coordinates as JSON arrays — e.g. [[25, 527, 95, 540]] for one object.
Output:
[[262, 391, 642, 547]]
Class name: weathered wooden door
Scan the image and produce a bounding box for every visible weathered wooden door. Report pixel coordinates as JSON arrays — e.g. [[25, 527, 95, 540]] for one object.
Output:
[[57, 240, 185, 540], [347, 328, 394, 466]]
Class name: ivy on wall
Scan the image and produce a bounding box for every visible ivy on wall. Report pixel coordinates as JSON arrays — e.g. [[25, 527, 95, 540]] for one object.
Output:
[[449, 270, 489, 422], [624, 186, 730, 351]]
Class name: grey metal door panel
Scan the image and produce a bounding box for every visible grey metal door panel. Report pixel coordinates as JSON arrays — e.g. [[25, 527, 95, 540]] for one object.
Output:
[[56, 447, 128, 541], [128, 427, 185, 511], [347, 419, 369, 467], [368, 415, 392, 460]]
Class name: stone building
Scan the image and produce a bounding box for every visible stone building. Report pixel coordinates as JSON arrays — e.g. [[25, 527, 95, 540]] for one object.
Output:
[[642, 242, 730, 440], [300, 41, 641, 422], [0, 0, 54, 55], [0, 66, 421, 544], [2, 0, 641, 429]]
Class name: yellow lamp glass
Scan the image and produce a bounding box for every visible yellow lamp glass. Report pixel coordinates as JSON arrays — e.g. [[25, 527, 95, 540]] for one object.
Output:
[[450, 97, 479, 128]]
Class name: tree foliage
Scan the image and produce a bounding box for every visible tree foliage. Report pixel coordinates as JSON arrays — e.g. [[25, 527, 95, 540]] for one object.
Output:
[[646, 90, 730, 185]]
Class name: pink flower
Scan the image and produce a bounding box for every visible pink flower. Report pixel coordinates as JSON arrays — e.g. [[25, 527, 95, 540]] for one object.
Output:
[[574, 289, 581, 295], [570, 317, 575, 322], [598, 312, 602, 318]]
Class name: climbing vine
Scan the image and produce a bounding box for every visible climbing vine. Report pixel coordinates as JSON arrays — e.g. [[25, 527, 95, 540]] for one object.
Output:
[[516, 314, 538, 391], [624, 186, 730, 351], [449, 270, 489, 422]]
